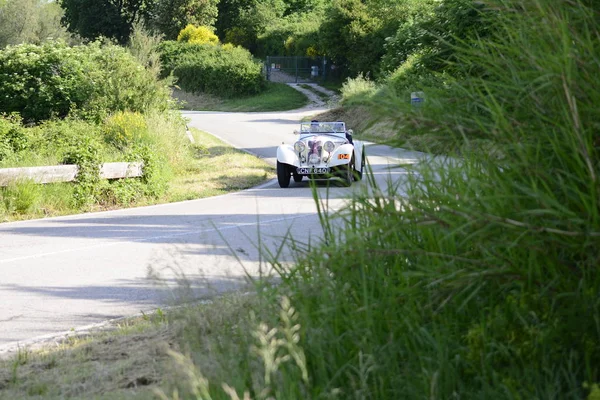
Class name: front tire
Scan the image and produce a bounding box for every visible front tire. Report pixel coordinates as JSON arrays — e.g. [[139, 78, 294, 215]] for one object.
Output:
[[277, 161, 291, 188], [341, 158, 353, 187], [354, 149, 365, 181]]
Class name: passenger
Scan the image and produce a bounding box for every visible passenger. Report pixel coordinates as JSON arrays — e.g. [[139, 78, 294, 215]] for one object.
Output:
[[337, 121, 353, 144]]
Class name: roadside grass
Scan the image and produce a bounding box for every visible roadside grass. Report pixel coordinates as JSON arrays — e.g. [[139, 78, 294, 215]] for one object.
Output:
[[163, 128, 274, 202], [0, 129, 274, 222], [302, 105, 402, 146], [0, 292, 266, 400], [0, 311, 178, 399], [173, 82, 308, 112], [298, 84, 329, 102]]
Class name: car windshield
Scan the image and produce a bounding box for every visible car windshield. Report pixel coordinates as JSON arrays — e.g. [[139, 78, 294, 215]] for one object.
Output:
[[300, 121, 346, 136]]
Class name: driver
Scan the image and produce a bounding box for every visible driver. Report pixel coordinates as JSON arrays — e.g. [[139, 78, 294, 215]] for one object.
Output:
[[310, 119, 320, 132]]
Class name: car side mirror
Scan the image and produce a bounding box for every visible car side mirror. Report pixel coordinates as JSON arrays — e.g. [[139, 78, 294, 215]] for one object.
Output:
[[293, 130, 300, 135]]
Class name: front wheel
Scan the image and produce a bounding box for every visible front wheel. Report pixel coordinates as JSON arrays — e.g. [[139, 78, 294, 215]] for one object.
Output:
[[341, 158, 353, 187], [277, 161, 291, 188], [354, 149, 365, 181]]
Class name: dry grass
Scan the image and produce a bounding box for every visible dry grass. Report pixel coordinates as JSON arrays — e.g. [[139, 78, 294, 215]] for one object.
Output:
[[0, 293, 261, 400], [0, 318, 178, 399], [172, 88, 225, 111], [306, 106, 400, 143], [163, 128, 275, 202]]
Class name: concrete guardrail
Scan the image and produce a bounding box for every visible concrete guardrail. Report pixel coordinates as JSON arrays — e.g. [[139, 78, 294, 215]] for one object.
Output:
[[0, 162, 144, 187]]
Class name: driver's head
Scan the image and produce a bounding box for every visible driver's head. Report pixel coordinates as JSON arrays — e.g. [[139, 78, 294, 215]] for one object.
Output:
[[310, 120, 319, 131]]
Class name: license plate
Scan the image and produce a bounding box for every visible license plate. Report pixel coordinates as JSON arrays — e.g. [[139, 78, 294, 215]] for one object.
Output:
[[297, 167, 329, 175]]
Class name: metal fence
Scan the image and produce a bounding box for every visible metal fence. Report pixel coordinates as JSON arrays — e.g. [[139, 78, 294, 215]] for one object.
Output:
[[265, 56, 328, 83]]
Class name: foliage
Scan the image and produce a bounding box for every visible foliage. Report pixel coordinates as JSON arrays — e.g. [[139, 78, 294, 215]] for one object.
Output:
[[339, 74, 377, 103], [151, 0, 219, 40], [174, 82, 308, 111], [257, 0, 599, 398], [0, 113, 28, 161], [216, 0, 287, 53], [128, 143, 169, 198], [1, 180, 41, 215], [177, 24, 219, 45], [141, 1, 600, 399], [0, 41, 172, 123], [318, 0, 409, 78], [61, 132, 102, 207], [0, 0, 73, 49], [380, 0, 492, 75], [58, 0, 153, 44], [127, 21, 164, 77], [255, 11, 323, 57], [103, 111, 149, 150], [159, 41, 265, 97]]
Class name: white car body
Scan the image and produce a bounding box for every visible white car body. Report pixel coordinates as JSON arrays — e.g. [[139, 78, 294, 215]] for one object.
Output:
[[276, 121, 365, 188]]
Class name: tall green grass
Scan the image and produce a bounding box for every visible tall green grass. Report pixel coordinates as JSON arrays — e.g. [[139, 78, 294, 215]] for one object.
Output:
[[273, 0, 599, 397], [0, 110, 194, 220], [161, 1, 600, 399]]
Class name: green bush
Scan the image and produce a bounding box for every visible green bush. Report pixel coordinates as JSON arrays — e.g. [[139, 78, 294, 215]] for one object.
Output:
[[62, 134, 102, 207], [159, 41, 265, 97], [177, 24, 219, 45], [102, 111, 149, 150], [380, 0, 492, 75], [0, 41, 173, 123], [339, 74, 377, 104], [0, 114, 28, 161], [255, 12, 323, 57], [35, 118, 106, 163]]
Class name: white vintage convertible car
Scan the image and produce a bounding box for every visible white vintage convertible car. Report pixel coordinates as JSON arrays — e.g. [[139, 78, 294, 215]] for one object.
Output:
[[276, 121, 365, 188]]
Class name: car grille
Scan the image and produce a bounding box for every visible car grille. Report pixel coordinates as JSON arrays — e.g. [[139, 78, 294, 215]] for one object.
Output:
[[307, 140, 322, 165]]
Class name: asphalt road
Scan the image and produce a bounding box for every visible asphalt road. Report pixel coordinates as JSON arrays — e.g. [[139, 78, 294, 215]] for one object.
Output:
[[0, 105, 425, 355]]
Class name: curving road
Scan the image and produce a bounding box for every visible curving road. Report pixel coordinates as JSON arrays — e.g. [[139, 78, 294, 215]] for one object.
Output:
[[0, 105, 426, 356]]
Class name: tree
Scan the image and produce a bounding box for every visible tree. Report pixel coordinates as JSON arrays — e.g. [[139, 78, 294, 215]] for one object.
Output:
[[0, 0, 72, 48], [216, 0, 286, 52], [150, 0, 219, 40], [0, 0, 40, 47], [35, 1, 73, 44], [318, 0, 413, 77], [283, 0, 325, 15], [59, 0, 153, 44]]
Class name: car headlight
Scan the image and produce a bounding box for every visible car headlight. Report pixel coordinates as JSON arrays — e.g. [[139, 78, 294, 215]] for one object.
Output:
[[323, 141, 335, 153], [294, 141, 306, 153]]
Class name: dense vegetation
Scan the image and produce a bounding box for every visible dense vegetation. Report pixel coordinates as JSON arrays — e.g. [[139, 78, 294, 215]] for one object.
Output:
[[0, 0, 598, 398], [243, 0, 598, 398], [0, 34, 198, 218], [0, 41, 172, 122], [158, 0, 599, 398], [159, 38, 265, 97], [0, 0, 73, 48]]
